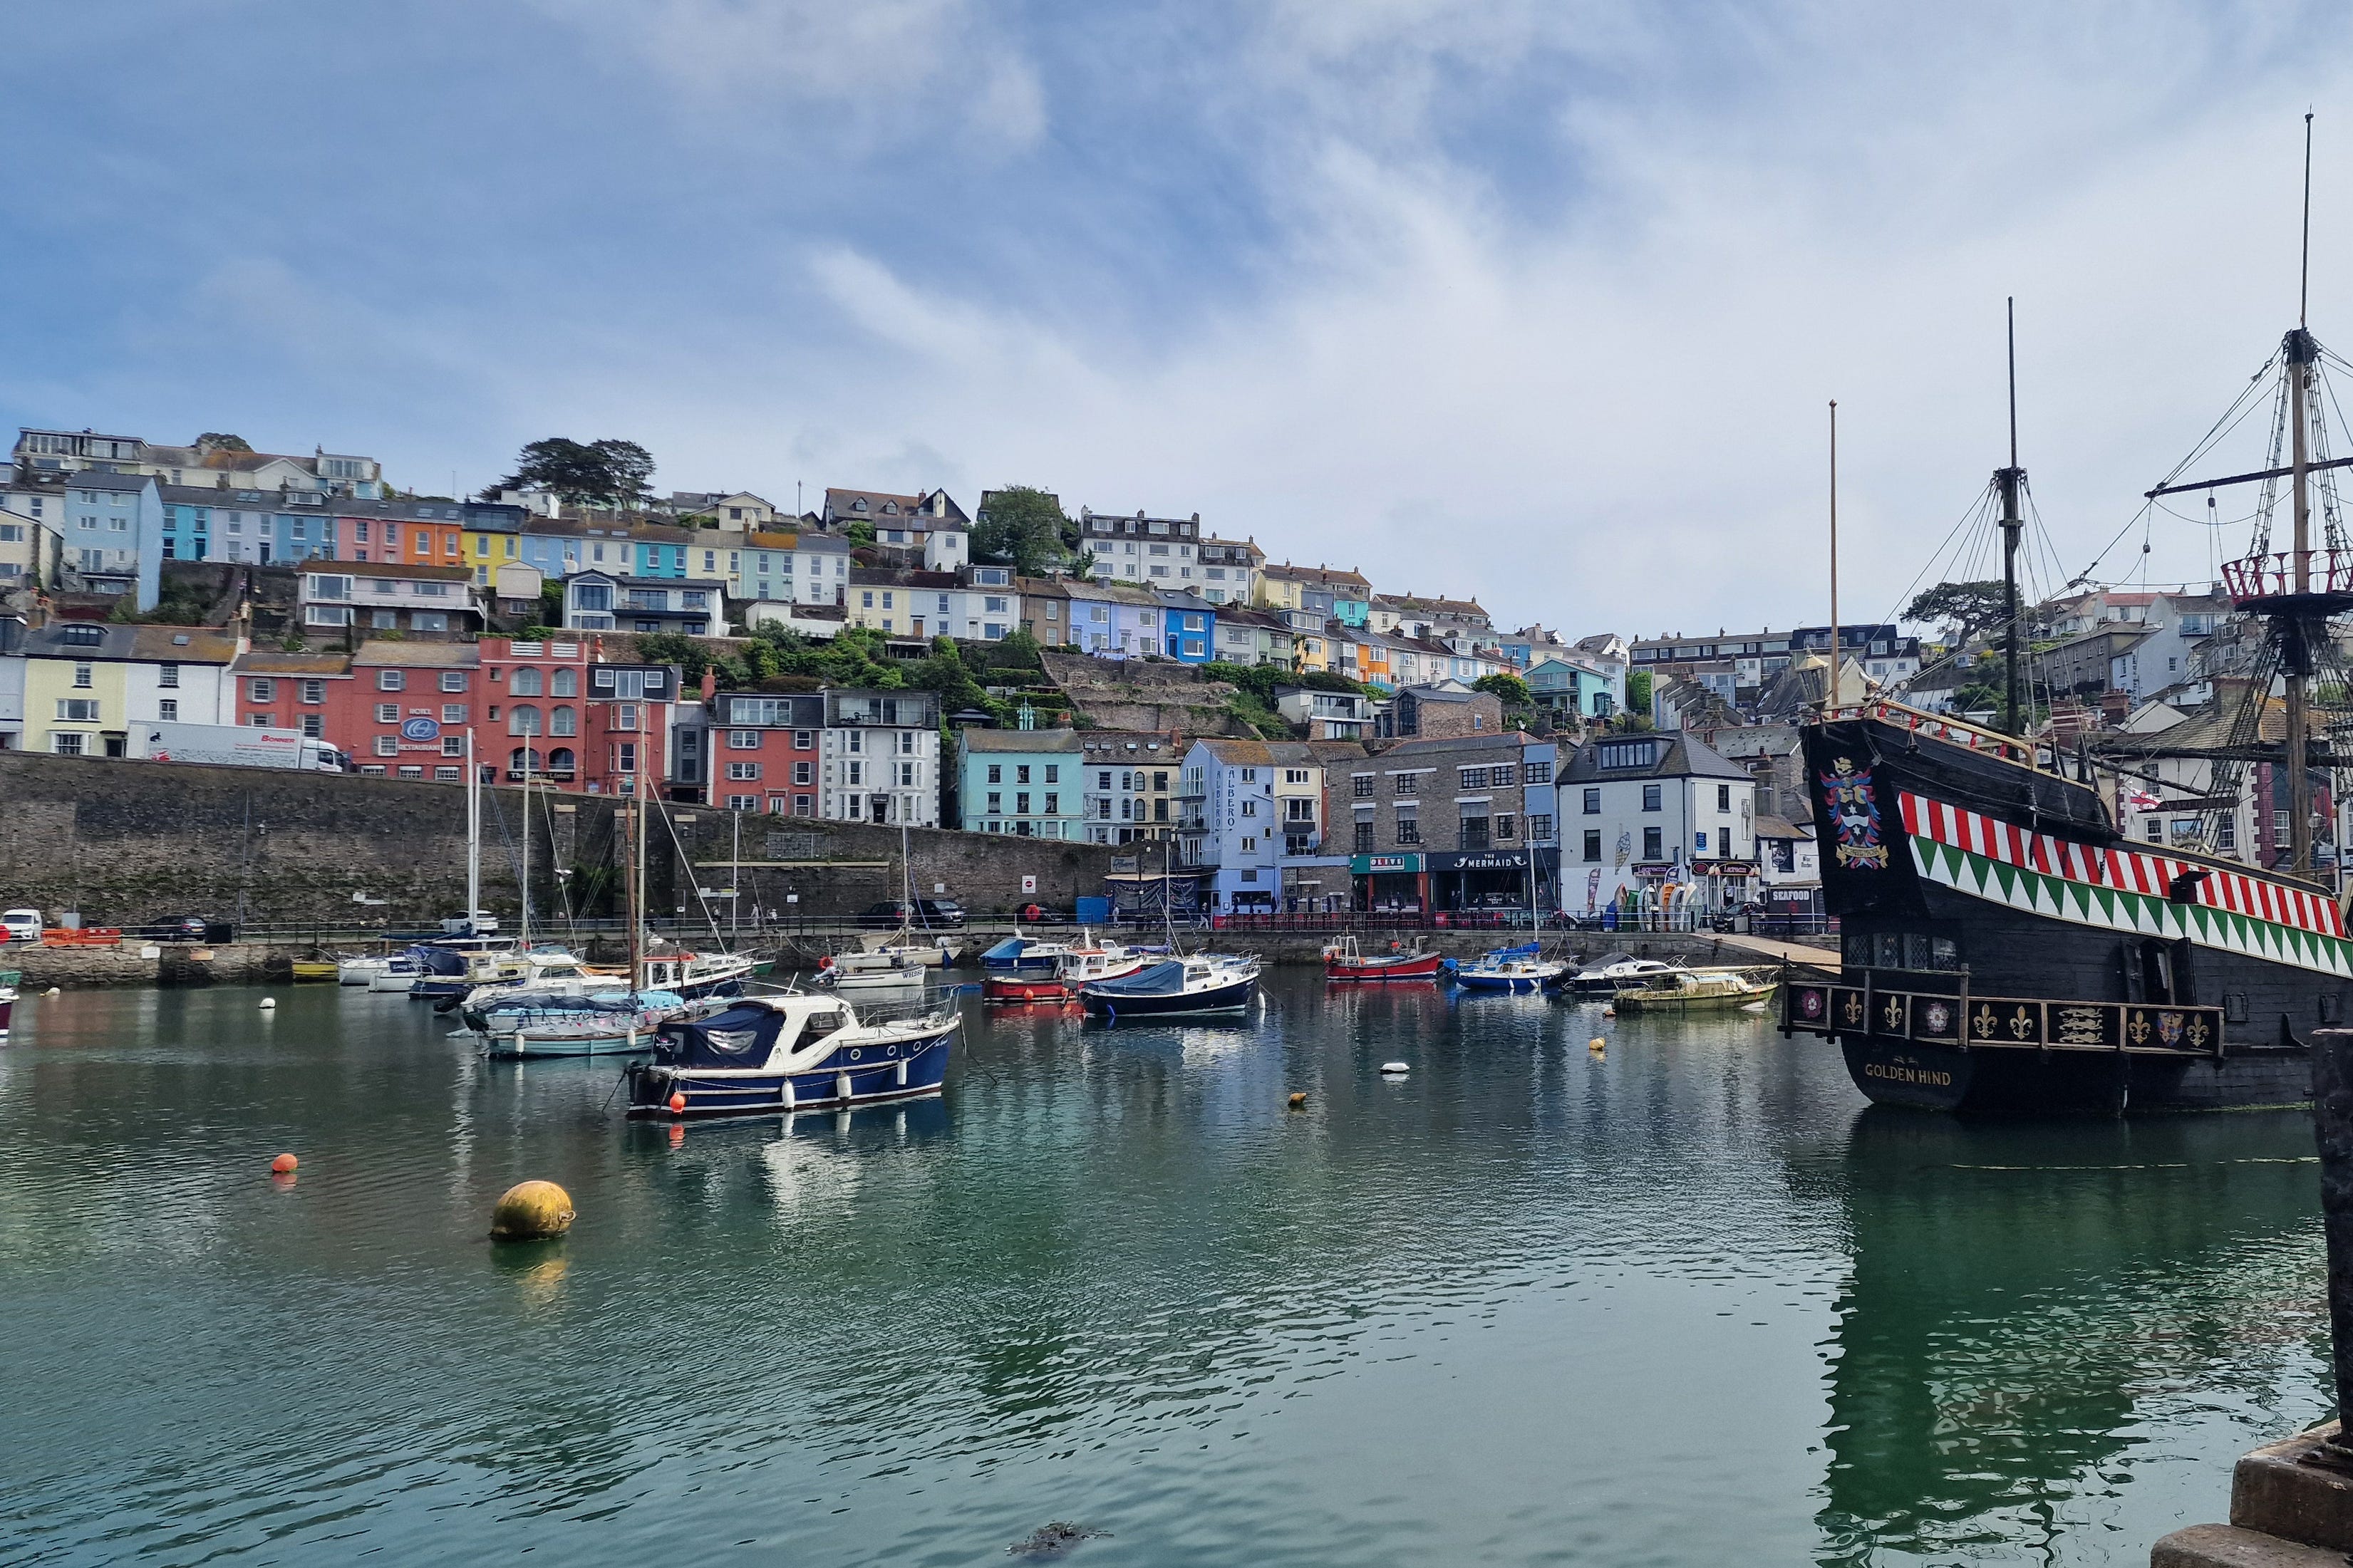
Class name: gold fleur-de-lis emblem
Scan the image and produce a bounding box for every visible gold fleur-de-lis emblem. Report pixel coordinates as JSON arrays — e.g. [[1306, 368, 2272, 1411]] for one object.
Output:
[[1973, 1003, 1997, 1039], [1883, 995, 1905, 1030], [2008, 1006, 2034, 1040], [2186, 1016, 2212, 1049], [1843, 994, 1865, 1025], [2125, 1010, 2151, 1046]]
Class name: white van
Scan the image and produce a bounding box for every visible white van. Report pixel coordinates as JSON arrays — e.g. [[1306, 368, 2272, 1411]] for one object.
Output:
[[0, 910, 42, 945]]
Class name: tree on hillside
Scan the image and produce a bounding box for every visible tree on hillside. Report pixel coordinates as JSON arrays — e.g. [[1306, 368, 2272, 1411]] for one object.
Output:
[[1903, 580, 2014, 645], [1474, 673, 1532, 710], [1626, 669, 1653, 717], [973, 486, 1071, 578], [489, 437, 656, 506], [194, 433, 254, 455]]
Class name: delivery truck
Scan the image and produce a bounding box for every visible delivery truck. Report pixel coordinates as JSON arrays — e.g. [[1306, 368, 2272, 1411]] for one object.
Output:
[[131, 720, 348, 773]]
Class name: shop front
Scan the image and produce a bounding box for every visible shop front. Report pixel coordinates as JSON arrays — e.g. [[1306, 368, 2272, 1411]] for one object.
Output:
[[1428, 847, 1553, 916], [1350, 851, 1426, 914]]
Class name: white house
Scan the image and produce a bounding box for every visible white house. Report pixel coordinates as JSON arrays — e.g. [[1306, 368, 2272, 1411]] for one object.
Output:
[[819, 687, 941, 826], [1558, 732, 1757, 919]]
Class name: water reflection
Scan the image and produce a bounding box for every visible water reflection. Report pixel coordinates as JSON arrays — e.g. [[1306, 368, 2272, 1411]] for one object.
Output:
[[1816, 1108, 2331, 1564]]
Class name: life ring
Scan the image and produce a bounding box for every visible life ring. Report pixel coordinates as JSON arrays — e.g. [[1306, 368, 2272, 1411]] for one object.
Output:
[[1024, 903, 1043, 923], [818, 954, 834, 970]]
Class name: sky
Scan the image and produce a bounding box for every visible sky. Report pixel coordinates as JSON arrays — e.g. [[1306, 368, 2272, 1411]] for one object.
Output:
[[7, 1, 2353, 640]]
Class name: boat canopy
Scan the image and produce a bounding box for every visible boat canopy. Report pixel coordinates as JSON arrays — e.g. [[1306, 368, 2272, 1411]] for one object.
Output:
[[981, 938, 1029, 965], [651, 997, 849, 1069], [1082, 960, 1191, 996]]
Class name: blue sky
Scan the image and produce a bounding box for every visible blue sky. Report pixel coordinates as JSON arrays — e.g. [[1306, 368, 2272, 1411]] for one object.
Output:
[[6, 2, 2352, 634]]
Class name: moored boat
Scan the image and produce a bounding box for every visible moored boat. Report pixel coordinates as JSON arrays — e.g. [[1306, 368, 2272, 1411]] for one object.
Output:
[[1078, 954, 1259, 1017], [0, 968, 16, 1039], [1323, 936, 1446, 982], [626, 992, 958, 1118], [1569, 957, 1682, 994], [1454, 955, 1568, 993], [367, 955, 425, 992], [481, 990, 691, 1059], [984, 936, 1147, 1002], [1612, 969, 1779, 1012]]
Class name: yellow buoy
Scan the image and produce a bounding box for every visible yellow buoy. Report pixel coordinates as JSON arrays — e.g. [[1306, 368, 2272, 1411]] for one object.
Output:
[[1288, 1091, 1307, 1109], [490, 1180, 575, 1242]]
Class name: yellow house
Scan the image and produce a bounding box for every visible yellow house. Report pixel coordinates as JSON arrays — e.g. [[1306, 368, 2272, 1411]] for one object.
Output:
[[19, 622, 239, 754], [462, 516, 522, 586], [1292, 625, 1330, 674]]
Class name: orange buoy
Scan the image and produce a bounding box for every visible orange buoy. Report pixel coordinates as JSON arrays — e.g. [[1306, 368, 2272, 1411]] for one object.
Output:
[[668, 1091, 688, 1114], [490, 1180, 575, 1241], [1287, 1091, 1307, 1109], [270, 1153, 299, 1175]]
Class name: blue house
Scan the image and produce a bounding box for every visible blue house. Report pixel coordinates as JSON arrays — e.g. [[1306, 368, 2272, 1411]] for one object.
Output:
[[1065, 581, 1164, 658], [65, 472, 165, 610], [957, 727, 1086, 839], [517, 519, 698, 581], [1154, 590, 1216, 663], [1528, 656, 1618, 720]]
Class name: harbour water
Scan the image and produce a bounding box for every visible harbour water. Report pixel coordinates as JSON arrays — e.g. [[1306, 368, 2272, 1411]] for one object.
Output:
[[0, 975, 2330, 1565]]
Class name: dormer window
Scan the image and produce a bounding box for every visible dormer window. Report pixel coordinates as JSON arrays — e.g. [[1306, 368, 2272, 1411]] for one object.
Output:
[[61, 624, 103, 646], [852, 499, 867, 512]]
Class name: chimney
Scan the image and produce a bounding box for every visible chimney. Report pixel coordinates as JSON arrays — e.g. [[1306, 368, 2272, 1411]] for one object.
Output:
[[700, 666, 716, 702]]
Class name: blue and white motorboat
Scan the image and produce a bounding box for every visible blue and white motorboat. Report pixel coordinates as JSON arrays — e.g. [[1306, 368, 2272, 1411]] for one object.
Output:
[[978, 933, 1078, 978], [1453, 954, 1568, 992], [1439, 940, 1539, 977], [1077, 953, 1259, 1018], [625, 992, 958, 1118]]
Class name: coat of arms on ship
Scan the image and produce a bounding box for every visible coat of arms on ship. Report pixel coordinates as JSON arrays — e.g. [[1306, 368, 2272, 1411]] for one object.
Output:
[[1819, 757, 1889, 869]]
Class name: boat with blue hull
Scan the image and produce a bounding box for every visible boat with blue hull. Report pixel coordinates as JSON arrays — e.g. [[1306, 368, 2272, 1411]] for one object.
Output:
[[1454, 955, 1568, 993], [625, 992, 958, 1118], [1078, 955, 1259, 1018]]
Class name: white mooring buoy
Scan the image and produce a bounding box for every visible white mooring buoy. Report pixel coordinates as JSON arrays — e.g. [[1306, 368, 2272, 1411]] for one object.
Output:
[[259, 997, 278, 1010], [1379, 1060, 1410, 1076]]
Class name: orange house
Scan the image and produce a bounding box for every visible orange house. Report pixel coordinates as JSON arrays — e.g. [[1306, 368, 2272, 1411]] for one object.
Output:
[[332, 499, 470, 568]]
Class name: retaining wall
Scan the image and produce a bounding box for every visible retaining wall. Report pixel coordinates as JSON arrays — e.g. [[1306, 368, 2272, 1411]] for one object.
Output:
[[0, 752, 1119, 931]]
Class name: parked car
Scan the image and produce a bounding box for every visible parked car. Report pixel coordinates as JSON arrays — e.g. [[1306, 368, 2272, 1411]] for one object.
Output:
[[858, 898, 966, 930], [145, 916, 216, 943], [0, 909, 41, 945]]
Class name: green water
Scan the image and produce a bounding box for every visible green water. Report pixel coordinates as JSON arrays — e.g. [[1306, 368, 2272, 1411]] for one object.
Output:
[[0, 977, 2329, 1565]]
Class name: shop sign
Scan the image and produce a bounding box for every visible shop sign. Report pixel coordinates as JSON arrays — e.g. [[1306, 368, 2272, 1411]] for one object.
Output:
[[1630, 861, 1677, 877], [1437, 850, 1529, 871], [1351, 853, 1424, 874], [400, 717, 442, 742]]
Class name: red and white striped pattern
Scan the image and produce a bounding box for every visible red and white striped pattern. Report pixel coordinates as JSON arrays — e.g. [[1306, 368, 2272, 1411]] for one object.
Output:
[[1897, 791, 2345, 940]]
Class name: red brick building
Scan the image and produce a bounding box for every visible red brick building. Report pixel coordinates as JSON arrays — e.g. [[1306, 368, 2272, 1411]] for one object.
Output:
[[229, 635, 686, 794]]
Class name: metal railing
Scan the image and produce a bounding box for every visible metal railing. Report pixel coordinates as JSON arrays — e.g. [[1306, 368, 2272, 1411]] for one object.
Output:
[[2222, 549, 2353, 601]]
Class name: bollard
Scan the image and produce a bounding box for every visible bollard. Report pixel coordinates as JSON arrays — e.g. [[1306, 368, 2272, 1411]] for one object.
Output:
[[2312, 1027, 2353, 1463]]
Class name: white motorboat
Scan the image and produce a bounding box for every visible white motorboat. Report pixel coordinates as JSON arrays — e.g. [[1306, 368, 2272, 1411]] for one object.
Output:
[[367, 955, 425, 992], [1569, 957, 1683, 995], [336, 955, 391, 986]]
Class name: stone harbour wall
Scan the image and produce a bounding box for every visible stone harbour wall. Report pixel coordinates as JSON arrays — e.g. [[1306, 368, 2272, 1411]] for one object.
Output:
[[0, 752, 1121, 931]]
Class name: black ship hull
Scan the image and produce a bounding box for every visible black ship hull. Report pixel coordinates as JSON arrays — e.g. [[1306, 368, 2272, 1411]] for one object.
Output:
[[1793, 707, 2348, 1116]]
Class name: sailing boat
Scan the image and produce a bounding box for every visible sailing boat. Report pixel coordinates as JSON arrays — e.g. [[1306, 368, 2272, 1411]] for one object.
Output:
[[824, 818, 959, 987], [1786, 136, 2353, 1113], [480, 752, 695, 1058], [1453, 836, 1568, 991]]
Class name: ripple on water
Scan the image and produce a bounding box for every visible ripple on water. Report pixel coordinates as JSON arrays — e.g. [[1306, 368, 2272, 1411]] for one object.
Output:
[[0, 979, 2327, 1566]]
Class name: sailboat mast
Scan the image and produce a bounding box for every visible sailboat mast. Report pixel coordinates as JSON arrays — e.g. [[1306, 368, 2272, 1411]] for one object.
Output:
[[465, 729, 481, 930], [2288, 112, 2320, 876], [1827, 400, 1841, 706], [1998, 298, 2027, 739], [519, 769, 531, 950]]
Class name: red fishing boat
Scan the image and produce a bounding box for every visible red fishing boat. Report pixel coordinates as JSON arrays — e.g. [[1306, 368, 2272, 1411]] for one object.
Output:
[[1323, 937, 1446, 982], [982, 938, 1149, 1002]]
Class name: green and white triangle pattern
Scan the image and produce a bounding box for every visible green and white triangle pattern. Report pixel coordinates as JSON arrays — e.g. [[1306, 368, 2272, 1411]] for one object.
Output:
[[1908, 834, 2353, 979]]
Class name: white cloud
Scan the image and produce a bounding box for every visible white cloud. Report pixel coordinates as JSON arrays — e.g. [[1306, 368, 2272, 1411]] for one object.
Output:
[[522, 0, 1044, 153], [352, 4, 2353, 636]]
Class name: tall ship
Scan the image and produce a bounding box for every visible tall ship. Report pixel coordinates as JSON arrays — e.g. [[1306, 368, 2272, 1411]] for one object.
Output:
[[1786, 125, 2353, 1113]]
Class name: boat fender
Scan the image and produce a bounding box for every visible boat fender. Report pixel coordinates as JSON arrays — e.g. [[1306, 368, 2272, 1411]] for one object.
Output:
[[818, 954, 833, 970], [668, 1091, 687, 1114]]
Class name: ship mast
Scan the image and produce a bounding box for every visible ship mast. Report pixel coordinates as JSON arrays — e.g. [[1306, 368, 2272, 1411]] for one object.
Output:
[[1998, 298, 2026, 738], [2287, 111, 2320, 876], [2137, 113, 2344, 882]]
